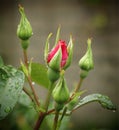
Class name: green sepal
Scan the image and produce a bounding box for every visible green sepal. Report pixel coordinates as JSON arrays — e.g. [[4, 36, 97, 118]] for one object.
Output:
[[20, 61, 29, 77], [63, 35, 74, 70], [47, 67, 60, 82], [44, 33, 52, 64], [48, 47, 62, 71], [55, 25, 61, 45]]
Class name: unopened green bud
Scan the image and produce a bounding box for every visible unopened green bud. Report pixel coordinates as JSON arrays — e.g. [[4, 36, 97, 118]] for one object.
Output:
[[47, 67, 60, 82], [17, 5, 33, 40], [52, 77, 70, 104], [79, 38, 94, 71]]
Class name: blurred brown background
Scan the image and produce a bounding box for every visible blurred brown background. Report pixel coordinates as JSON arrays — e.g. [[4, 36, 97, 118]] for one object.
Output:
[[0, 0, 118, 130]]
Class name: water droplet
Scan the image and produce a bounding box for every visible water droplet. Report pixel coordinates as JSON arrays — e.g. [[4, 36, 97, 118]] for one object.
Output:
[[4, 106, 11, 113], [32, 82, 35, 85]]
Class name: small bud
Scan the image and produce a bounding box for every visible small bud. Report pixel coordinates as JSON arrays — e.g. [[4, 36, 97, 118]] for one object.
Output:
[[47, 67, 60, 82], [79, 38, 94, 71], [52, 77, 70, 104], [17, 5, 33, 40]]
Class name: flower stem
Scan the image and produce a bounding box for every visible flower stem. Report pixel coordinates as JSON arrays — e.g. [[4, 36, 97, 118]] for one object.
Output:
[[74, 77, 83, 93], [34, 82, 54, 130], [23, 87, 35, 102], [70, 77, 83, 99], [44, 82, 54, 110], [23, 49, 40, 106], [53, 110, 59, 130], [23, 49, 29, 68]]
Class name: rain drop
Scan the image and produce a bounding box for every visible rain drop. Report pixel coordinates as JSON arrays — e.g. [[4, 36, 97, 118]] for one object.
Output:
[[32, 82, 35, 85]]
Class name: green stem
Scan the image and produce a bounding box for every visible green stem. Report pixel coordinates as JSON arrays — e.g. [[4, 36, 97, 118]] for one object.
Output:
[[23, 49, 40, 106], [23, 49, 29, 68], [23, 87, 35, 103], [44, 82, 54, 111], [57, 107, 67, 129], [53, 110, 59, 130], [70, 77, 83, 99], [74, 77, 83, 93], [34, 82, 54, 130]]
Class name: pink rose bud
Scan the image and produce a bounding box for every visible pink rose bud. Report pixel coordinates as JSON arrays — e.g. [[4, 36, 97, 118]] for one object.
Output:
[[47, 40, 68, 71]]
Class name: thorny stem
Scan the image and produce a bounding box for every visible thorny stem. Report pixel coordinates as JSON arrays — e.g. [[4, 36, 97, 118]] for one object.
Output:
[[34, 82, 54, 130], [23, 49, 40, 106]]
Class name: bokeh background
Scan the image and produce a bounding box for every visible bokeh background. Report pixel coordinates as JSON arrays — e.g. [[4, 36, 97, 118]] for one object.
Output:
[[0, 0, 118, 130]]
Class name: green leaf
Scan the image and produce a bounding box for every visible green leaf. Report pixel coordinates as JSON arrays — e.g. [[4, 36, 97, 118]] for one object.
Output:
[[18, 90, 32, 107], [0, 65, 25, 120], [74, 93, 116, 111], [31, 63, 50, 88]]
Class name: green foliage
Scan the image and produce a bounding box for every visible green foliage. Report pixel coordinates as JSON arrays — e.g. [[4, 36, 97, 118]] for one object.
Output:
[[0, 56, 4, 67], [0, 65, 25, 120], [74, 93, 116, 111], [31, 63, 50, 88]]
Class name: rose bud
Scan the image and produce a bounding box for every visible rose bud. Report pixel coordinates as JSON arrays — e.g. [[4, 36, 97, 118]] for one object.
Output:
[[17, 5, 33, 41], [47, 39, 73, 71], [79, 38, 94, 72], [52, 77, 70, 104], [44, 30, 73, 82]]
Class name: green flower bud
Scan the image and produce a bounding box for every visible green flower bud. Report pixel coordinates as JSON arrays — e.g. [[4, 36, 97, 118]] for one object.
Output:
[[79, 38, 94, 71], [47, 67, 60, 82], [52, 77, 70, 104], [17, 5, 33, 40]]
